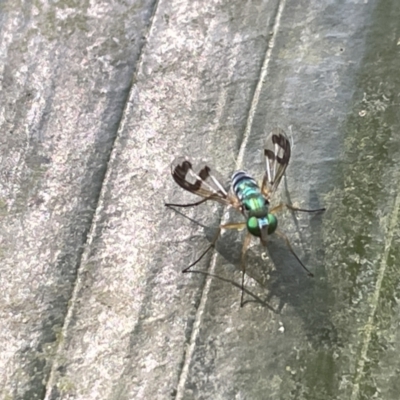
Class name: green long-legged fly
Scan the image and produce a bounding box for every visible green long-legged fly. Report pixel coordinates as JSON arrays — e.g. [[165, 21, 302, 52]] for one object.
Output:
[[165, 128, 325, 306]]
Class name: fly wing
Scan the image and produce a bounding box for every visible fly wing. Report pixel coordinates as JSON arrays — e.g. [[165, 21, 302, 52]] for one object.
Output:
[[261, 128, 291, 199], [170, 157, 232, 206]]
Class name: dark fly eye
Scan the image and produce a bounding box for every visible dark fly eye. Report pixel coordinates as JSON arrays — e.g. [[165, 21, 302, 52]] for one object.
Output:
[[243, 203, 250, 211]]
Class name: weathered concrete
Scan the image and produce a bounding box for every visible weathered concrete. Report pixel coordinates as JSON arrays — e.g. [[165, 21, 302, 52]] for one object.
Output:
[[1, 0, 400, 399]]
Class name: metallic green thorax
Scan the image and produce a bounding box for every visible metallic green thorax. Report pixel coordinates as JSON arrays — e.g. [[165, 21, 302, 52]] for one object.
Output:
[[231, 171, 277, 240]]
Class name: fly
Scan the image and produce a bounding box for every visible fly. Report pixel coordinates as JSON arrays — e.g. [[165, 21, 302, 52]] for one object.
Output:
[[165, 128, 325, 306]]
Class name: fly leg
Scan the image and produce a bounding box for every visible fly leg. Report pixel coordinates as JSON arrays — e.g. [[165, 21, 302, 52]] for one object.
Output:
[[269, 203, 322, 277], [219, 222, 250, 307], [182, 225, 221, 272], [239, 232, 252, 307], [182, 222, 246, 272], [275, 229, 314, 277], [270, 203, 325, 214], [165, 197, 210, 208], [182, 220, 254, 307]]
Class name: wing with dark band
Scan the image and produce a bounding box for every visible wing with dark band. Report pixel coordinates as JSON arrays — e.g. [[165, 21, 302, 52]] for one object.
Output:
[[170, 157, 234, 206], [261, 128, 291, 199]]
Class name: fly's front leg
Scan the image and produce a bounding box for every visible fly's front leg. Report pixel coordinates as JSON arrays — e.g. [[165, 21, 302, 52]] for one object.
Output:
[[275, 229, 314, 277], [220, 222, 246, 230]]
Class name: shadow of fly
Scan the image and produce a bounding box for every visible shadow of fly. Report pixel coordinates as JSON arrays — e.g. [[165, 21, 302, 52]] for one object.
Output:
[[165, 128, 325, 307]]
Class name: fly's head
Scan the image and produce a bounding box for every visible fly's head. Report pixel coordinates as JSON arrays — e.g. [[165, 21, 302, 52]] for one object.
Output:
[[242, 197, 277, 241]]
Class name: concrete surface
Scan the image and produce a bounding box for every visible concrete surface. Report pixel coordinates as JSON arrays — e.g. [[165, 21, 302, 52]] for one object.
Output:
[[1, 0, 400, 399]]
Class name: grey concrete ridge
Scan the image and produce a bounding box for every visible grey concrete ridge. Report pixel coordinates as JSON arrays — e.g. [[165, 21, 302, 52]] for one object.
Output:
[[1, 0, 400, 399]]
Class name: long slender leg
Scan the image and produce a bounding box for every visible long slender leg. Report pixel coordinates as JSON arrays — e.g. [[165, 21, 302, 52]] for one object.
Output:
[[182, 226, 221, 272], [240, 232, 252, 307], [220, 221, 248, 307], [182, 219, 261, 307], [285, 203, 325, 213], [182, 221, 246, 272], [275, 229, 314, 277], [166, 198, 233, 270], [270, 203, 325, 214], [165, 197, 210, 208], [221, 222, 246, 230], [220, 222, 263, 291], [185, 269, 276, 311]]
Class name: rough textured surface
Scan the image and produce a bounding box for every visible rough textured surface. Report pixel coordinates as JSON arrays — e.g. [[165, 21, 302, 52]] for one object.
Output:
[[1, 0, 399, 399]]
